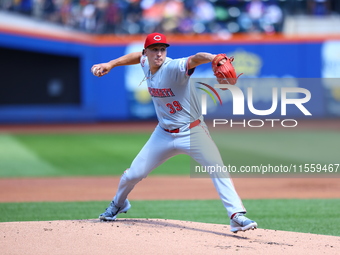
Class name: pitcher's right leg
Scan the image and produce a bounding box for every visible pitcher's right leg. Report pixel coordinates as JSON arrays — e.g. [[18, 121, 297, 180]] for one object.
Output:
[[99, 126, 178, 220]]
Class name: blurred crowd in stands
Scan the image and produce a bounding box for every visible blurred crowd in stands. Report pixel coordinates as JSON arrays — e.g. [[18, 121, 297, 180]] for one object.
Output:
[[1, 0, 340, 34]]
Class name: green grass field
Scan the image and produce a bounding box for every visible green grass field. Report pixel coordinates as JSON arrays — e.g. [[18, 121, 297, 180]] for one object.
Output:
[[212, 130, 340, 170], [0, 133, 191, 177], [0, 130, 339, 236], [1, 199, 339, 236], [1, 130, 339, 177]]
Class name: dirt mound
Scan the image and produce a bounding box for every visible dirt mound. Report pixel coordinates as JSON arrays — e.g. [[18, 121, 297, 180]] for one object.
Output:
[[1, 219, 338, 255]]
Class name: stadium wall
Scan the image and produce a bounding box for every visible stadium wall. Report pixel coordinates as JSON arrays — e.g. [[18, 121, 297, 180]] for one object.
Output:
[[0, 28, 339, 123]]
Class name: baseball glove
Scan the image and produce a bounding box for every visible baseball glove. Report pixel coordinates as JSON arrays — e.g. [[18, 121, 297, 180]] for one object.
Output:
[[212, 54, 242, 85]]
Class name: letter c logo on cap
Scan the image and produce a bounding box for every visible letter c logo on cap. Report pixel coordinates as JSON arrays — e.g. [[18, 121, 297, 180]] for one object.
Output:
[[154, 35, 161, 41]]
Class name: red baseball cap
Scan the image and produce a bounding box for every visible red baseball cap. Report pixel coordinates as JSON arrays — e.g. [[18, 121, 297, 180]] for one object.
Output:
[[144, 33, 170, 49]]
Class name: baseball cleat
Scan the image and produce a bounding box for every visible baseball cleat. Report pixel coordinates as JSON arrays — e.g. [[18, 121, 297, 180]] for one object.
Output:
[[99, 199, 131, 221], [230, 213, 257, 233]]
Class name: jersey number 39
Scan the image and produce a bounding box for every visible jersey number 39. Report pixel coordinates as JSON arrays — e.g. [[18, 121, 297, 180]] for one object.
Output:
[[166, 101, 183, 114]]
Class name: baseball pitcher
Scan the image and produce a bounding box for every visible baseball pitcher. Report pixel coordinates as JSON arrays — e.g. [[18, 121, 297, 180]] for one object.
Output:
[[91, 33, 257, 233]]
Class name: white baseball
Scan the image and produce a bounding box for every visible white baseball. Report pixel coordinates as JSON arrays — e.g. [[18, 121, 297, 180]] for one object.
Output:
[[91, 66, 100, 76]]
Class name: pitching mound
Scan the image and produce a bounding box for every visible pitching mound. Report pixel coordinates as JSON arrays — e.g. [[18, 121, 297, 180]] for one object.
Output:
[[1, 219, 338, 255]]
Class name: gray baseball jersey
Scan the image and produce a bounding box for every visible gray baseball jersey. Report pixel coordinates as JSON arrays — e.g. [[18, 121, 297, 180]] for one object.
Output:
[[140, 55, 201, 130]]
